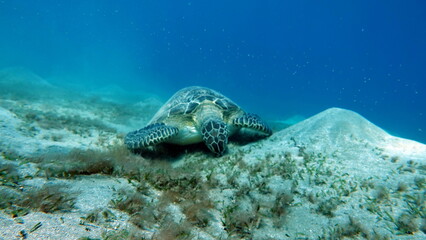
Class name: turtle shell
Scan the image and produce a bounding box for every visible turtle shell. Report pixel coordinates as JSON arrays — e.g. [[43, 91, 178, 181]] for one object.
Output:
[[150, 86, 240, 123]]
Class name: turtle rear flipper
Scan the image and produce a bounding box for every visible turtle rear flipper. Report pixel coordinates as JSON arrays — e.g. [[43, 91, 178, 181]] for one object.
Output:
[[125, 123, 179, 149], [233, 113, 272, 136], [201, 119, 229, 156]]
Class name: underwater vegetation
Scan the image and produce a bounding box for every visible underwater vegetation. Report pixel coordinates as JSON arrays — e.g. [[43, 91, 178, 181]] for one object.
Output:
[[0, 77, 160, 151], [2, 138, 425, 240], [1, 158, 76, 218], [0, 132, 425, 239], [21, 184, 76, 213], [0, 79, 425, 239], [0, 180, 76, 218]]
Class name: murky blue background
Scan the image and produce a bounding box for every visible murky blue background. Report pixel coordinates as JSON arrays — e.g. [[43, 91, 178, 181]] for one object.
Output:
[[1, 0, 425, 143]]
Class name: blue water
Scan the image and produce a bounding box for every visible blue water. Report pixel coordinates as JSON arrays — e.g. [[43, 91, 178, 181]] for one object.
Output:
[[1, 0, 425, 143]]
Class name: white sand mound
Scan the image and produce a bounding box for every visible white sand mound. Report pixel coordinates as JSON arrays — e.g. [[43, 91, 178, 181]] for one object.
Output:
[[0, 68, 60, 100], [0, 67, 53, 87], [278, 107, 389, 147], [290, 108, 424, 175], [279, 107, 425, 155], [224, 107, 426, 239]]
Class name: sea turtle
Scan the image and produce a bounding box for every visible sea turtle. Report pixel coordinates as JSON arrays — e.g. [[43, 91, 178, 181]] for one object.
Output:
[[125, 86, 272, 156]]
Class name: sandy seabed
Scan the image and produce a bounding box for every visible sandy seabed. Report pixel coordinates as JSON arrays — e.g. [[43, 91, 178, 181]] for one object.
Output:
[[0, 68, 425, 240]]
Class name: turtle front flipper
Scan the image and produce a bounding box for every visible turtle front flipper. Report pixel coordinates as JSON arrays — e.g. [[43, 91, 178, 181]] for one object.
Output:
[[233, 113, 273, 136], [125, 123, 179, 150], [201, 119, 229, 156]]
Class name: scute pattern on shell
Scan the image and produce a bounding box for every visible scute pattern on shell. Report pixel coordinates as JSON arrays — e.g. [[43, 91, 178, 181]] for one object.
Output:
[[154, 86, 239, 122]]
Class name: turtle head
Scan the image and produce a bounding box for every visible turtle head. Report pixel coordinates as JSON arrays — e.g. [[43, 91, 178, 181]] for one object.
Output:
[[200, 117, 228, 156]]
